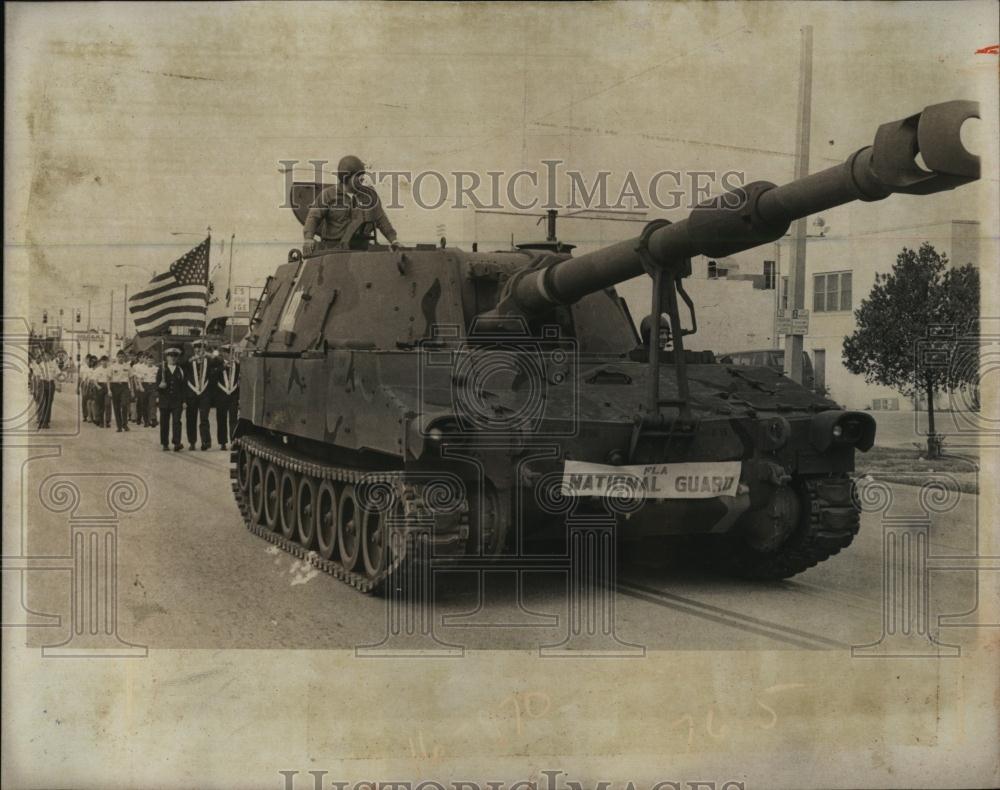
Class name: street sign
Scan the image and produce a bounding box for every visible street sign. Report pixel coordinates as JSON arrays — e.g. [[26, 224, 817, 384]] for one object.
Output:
[[231, 285, 250, 315], [776, 308, 810, 335]]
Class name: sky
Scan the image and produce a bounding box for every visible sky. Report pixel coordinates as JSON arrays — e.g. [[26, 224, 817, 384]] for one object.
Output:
[[5, 1, 997, 335]]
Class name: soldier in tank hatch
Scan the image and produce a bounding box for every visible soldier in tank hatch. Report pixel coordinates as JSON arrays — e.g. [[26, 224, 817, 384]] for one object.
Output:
[[302, 155, 400, 255]]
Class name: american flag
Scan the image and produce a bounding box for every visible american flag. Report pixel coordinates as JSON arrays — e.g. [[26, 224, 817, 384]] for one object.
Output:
[[128, 238, 210, 336]]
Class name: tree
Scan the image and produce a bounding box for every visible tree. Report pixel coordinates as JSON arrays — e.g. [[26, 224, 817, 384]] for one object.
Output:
[[842, 242, 979, 458]]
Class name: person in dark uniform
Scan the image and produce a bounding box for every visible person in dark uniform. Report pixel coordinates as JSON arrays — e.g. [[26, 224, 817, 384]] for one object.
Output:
[[212, 343, 240, 450], [156, 348, 186, 451], [35, 351, 56, 430], [184, 339, 216, 451], [302, 155, 400, 254]]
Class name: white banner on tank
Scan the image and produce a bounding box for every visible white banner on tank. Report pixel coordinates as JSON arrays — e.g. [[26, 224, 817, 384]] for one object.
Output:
[[561, 460, 742, 500]]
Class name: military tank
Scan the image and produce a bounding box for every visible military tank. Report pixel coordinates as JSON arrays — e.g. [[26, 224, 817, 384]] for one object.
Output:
[[230, 100, 979, 593]]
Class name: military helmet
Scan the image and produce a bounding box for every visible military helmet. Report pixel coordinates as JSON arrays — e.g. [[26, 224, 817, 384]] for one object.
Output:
[[337, 155, 366, 177]]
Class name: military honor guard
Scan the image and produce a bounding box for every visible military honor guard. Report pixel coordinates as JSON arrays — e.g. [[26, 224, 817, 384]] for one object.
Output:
[[184, 339, 216, 450], [156, 347, 186, 451], [213, 343, 240, 450]]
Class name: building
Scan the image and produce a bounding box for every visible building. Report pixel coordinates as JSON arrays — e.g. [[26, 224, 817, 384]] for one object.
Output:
[[651, 219, 981, 410]]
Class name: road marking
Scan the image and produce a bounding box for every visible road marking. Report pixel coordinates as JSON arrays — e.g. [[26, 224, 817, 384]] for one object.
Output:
[[616, 580, 850, 650]]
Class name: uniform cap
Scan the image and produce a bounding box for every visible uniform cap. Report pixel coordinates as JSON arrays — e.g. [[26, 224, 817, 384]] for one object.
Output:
[[165, 347, 181, 356]]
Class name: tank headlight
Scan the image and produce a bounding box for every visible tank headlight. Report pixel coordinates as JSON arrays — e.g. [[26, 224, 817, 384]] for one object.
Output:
[[810, 410, 876, 452]]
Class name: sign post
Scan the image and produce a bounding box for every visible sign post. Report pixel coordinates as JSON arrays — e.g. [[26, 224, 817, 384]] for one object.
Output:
[[776, 308, 810, 336]]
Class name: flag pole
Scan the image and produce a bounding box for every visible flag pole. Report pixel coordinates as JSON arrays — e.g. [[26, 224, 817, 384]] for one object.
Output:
[[205, 226, 212, 338], [228, 233, 236, 349]]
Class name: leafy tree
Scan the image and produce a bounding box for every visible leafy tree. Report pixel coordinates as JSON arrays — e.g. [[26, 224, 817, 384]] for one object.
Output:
[[842, 243, 979, 458]]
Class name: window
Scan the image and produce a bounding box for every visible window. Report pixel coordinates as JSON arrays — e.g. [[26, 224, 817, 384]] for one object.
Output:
[[781, 276, 789, 309], [813, 271, 852, 312], [763, 260, 776, 290], [707, 260, 717, 279]]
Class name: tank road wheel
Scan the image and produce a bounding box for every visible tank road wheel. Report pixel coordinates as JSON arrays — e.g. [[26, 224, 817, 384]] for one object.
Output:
[[278, 470, 298, 541], [722, 478, 861, 580], [315, 480, 339, 560], [263, 462, 281, 532], [338, 485, 362, 572], [296, 476, 318, 549], [361, 505, 390, 579], [248, 456, 266, 525], [237, 447, 252, 493]]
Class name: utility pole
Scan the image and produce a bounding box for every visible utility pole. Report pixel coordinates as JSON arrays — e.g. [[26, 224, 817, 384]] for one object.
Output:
[[123, 284, 128, 340], [772, 240, 781, 349], [87, 300, 92, 357], [784, 25, 813, 384]]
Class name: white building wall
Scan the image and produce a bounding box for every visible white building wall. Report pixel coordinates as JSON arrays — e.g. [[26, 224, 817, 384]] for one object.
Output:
[[617, 274, 777, 354]]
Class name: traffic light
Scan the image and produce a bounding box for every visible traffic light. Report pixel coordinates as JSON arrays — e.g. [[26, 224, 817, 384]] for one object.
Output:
[[76, 309, 81, 323], [42, 310, 48, 325]]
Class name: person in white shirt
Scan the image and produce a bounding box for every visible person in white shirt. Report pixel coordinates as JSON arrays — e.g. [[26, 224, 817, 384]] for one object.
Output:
[[108, 350, 132, 432], [91, 356, 111, 428], [138, 353, 159, 428]]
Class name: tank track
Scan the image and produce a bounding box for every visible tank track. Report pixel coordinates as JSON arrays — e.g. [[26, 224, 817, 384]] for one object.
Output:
[[726, 477, 861, 580], [231, 434, 430, 594]]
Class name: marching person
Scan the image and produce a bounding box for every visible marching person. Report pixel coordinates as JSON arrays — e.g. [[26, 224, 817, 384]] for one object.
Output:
[[156, 347, 186, 451], [302, 155, 400, 254], [213, 343, 240, 450], [78, 355, 91, 423], [36, 351, 56, 430], [29, 352, 40, 405], [109, 349, 132, 432], [184, 339, 216, 450], [85, 355, 100, 424], [92, 355, 111, 428], [136, 353, 159, 427]]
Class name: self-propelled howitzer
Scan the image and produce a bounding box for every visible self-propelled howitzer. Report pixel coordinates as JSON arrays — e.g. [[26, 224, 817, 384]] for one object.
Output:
[[230, 100, 980, 593]]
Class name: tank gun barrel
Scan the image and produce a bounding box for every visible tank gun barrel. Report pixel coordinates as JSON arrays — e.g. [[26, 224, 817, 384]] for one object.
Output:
[[495, 100, 980, 317]]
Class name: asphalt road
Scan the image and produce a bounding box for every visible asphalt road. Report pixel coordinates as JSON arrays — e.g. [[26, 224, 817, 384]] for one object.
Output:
[[6, 391, 985, 655]]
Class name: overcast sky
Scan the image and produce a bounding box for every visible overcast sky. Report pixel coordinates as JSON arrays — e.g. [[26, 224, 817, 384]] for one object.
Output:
[[6, 1, 997, 333]]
